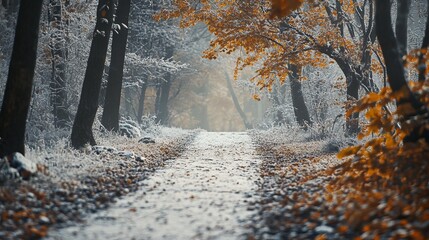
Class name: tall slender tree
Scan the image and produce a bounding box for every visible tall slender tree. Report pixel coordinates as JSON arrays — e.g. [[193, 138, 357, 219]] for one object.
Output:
[[0, 0, 44, 157], [156, 46, 174, 125], [71, 0, 115, 148], [418, 0, 429, 82], [225, 71, 252, 129], [395, 0, 411, 58], [288, 64, 312, 129], [101, 0, 131, 131], [137, 80, 148, 123], [375, 0, 428, 142], [49, 0, 70, 128]]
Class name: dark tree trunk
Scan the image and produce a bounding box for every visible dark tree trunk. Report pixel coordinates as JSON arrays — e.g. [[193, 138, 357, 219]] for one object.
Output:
[[225, 72, 252, 129], [156, 47, 174, 125], [346, 74, 360, 135], [101, 0, 131, 131], [418, 0, 429, 82], [71, 0, 115, 148], [49, 0, 70, 128], [375, 0, 415, 98], [137, 81, 148, 124], [319, 45, 361, 135], [376, 0, 428, 142], [395, 0, 411, 58], [0, 0, 43, 157], [157, 75, 172, 125], [288, 64, 312, 130]]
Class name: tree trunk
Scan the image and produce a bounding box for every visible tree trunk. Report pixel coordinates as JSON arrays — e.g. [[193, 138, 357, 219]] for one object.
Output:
[[157, 75, 172, 125], [319, 45, 361, 135], [375, 0, 428, 142], [395, 0, 411, 58], [101, 0, 131, 131], [418, 0, 429, 82], [225, 72, 251, 129], [49, 0, 70, 128], [271, 81, 287, 125], [137, 81, 148, 124], [346, 74, 360, 135], [288, 64, 312, 129], [0, 0, 43, 157], [156, 46, 174, 125], [375, 0, 416, 102], [71, 0, 115, 148]]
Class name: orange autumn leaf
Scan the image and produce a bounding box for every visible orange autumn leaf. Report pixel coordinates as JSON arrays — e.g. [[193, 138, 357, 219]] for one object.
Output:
[[270, 0, 304, 18], [337, 146, 360, 158], [253, 94, 261, 101], [410, 230, 425, 240]]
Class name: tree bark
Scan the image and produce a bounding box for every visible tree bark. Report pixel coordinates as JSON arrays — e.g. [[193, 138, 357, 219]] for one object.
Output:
[[101, 0, 131, 131], [157, 75, 172, 125], [0, 0, 44, 157], [71, 0, 115, 148], [49, 0, 70, 128], [376, 0, 428, 142], [395, 0, 411, 58], [375, 0, 416, 100], [288, 64, 312, 130], [346, 74, 360, 135], [156, 46, 174, 125], [318, 45, 361, 135], [418, 0, 429, 82], [225, 72, 252, 129]]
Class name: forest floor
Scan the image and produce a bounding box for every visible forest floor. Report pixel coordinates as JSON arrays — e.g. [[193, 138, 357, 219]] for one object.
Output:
[[250, 129, 429, 239], [0, 127, 196, 240], [249, 130, 344, 239], [2, 130, 425, 239], [45, 132, 261, 240]]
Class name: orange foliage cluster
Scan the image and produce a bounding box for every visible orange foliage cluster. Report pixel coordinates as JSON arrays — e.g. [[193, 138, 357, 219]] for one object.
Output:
[[270, 0, 305, 18], [158, 1, 429, 236], [156, 0, 368, 92], [332, 81, 429, 238], [267, 2, 429, 237]]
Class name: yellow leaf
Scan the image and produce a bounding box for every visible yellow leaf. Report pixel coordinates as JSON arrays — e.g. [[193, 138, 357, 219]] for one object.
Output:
[[253, 94, 261, 101]]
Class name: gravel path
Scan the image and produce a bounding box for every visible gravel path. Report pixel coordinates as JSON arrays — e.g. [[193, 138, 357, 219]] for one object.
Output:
[[47, 132, 260, 240]]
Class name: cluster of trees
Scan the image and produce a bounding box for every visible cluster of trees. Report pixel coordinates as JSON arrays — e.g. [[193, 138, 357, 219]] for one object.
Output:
[[0, 0, 189, 157], [1, 0, 428, 158], [158, 0, 377, 134], [159, 0, 428, 139]]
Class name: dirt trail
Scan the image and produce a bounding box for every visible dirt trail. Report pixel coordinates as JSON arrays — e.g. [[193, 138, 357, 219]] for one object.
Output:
[[47, 132, 260, 240]]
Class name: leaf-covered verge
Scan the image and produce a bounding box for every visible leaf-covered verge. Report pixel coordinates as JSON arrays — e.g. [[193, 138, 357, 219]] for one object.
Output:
[[0, 128, 197, 240], [251, 123, 429, 239]]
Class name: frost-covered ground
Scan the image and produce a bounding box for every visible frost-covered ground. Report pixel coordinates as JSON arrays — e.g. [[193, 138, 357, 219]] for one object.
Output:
[[46, 132, 260, 240], [250, 126, 429, 239], [0, 127, 196, 240], [249, 127, 345, 239]]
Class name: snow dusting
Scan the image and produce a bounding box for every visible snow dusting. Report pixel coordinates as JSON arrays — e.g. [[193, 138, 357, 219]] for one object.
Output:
[[47, 132, 260, 240]]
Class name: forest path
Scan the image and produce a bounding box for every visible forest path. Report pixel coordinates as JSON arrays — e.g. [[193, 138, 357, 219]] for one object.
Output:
[[48, 132, 260, 240]]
